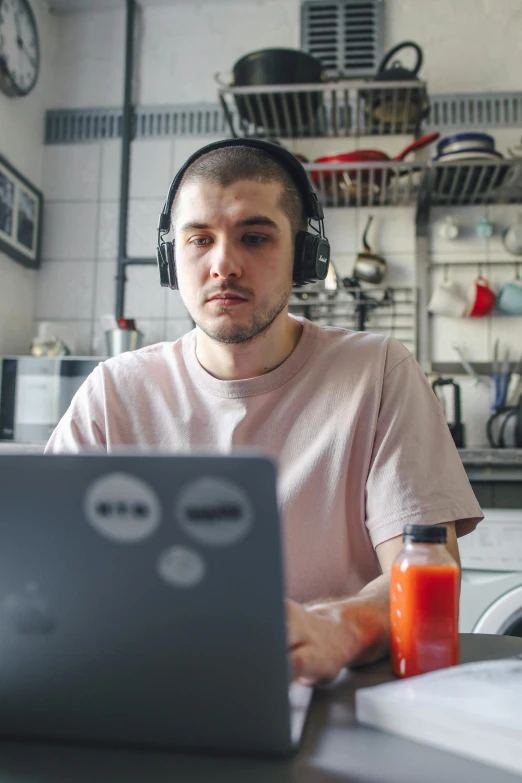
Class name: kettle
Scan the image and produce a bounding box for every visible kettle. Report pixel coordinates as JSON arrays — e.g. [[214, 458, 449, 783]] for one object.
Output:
[[366, 41, 429, 130], [432, 377, 465, 448], [353, 216, 387, 285]]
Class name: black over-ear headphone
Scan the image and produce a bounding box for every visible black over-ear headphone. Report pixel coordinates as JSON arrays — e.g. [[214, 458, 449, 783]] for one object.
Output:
[[156, 138, 330, 289]]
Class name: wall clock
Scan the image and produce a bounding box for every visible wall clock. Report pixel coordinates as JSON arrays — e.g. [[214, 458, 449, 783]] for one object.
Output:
[[0, 0, 40, 97]]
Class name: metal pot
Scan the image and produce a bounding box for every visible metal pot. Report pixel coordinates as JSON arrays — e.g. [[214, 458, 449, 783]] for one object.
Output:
[[353, 216, 387, 284], [364, 41, 429, 131], [224, 48, 326, 134]]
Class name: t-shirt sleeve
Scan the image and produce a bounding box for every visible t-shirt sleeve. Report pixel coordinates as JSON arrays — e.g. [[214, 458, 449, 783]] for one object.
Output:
[[365, 339, 483, 548], [44, 364, 107, 453]]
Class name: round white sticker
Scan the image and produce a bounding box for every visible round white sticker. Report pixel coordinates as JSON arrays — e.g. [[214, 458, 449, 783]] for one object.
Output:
[[84, 472, 161, 543], [157, 546, 206, 588], [176, 476, 253, 546]]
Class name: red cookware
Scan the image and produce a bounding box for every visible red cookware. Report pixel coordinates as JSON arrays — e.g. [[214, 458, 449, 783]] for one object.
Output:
[[311, 132, 440, 189]]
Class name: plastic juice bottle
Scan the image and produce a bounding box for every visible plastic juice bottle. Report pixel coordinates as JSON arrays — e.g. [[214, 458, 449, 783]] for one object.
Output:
[[390, 523, 460, 678]]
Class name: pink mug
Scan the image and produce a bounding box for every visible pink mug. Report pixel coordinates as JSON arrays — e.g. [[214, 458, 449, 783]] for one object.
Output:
[[466, 276, 497, 318]]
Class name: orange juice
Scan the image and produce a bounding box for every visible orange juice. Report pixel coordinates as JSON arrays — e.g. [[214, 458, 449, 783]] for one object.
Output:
[[390, 524, 460, 678]]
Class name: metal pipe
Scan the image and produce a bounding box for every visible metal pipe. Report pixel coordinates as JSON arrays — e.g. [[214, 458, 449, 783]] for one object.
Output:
[[115, 0, 136, 320]]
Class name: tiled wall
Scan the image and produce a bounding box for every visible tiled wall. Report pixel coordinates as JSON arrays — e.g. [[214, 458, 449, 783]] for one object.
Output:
[[0, 0, 58, 356], [33, 0, 522, 446]]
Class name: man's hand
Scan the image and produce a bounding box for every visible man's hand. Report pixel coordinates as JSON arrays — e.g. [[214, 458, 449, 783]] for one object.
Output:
[[286, 598, 359, 684]]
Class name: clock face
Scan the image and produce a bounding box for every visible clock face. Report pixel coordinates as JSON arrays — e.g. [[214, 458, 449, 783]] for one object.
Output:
[[0, 0, 40, 97]]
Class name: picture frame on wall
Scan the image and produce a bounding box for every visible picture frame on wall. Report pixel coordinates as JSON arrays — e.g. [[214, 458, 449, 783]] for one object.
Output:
[[0, 155, 43, 269]]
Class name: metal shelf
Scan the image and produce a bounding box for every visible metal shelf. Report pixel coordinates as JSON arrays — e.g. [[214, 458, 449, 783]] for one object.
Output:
[[288, 286, 417, 355], [304, 160, 423, 207], [218, 79, 428, 139], [303, 159, 522, 208], [430, 159, 522, 206]]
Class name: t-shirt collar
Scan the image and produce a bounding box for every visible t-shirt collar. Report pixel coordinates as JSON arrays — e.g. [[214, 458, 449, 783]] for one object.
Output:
[[182, 315, 318, 398]]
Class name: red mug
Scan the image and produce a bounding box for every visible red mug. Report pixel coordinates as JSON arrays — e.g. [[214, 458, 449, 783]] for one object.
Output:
[[466, 276, 497, 317]]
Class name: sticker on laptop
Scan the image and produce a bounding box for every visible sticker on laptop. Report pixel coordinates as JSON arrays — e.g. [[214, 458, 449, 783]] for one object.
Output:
[[157, 546, 206, 588], [176, 476, 253, 546], [84, 472, 161, 542]]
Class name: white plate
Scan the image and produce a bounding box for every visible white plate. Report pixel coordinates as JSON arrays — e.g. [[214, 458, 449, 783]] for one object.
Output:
[[433, 150, 504, 163]]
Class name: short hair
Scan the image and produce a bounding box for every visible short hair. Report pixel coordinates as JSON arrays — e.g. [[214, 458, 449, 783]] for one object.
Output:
[[172, 146, 308, 235]]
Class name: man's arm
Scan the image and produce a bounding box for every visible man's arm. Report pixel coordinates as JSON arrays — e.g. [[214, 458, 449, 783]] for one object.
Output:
[[287, 521, 460, 683]]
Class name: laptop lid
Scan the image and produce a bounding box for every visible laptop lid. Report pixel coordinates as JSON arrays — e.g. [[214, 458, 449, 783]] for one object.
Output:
[[0, 452, 298, 755]]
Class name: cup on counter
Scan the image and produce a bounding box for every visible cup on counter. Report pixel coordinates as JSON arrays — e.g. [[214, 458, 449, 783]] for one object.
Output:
[[105, 328, 144, 356], [466, 276, 497, 317], [428, 280, 468, 317], [497, 278, 522, 315]]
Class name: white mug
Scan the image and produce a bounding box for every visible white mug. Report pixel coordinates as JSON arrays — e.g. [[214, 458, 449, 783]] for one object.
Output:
[[428, 280, 468, 317]]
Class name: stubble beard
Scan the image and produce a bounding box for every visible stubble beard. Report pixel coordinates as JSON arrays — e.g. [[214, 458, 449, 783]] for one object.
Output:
[[187, 282, 293, 345]]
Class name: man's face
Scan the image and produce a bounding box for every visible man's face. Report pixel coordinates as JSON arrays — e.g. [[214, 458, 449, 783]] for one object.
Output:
[[173, 179, 295, 344]]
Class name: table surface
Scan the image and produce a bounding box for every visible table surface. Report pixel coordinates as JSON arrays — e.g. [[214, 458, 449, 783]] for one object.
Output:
[[0, 633, 521, 783]]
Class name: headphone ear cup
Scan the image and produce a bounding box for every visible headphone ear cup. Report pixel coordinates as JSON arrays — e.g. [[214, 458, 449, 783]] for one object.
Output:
[[165, 241, 178, 290], [156, 242, 178, 290], [292, 231, 308, 286], [293, 232, 330, 286], [157, 244, 171, 288]]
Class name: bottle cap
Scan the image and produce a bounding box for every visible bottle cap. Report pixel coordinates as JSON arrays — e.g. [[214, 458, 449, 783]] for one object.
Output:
[[403, 524, 447, 544]]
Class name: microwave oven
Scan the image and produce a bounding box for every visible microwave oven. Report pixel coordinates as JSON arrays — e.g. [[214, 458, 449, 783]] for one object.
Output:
[[0, 356, 102, 443]]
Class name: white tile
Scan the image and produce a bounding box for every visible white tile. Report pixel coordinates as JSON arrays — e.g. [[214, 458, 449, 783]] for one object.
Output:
[[166, 290, 190, 319], [42, 145, 101, 202], [41, 202, 98, 260], [486, 205, 522, 262], [124, 264, 168, 320], [490, 315, 522, 363], [33, 319, 94, 356], [93, 259, 118, 319], [171, 136, 226, 173], [356, 206, 415, 254], [35, 260, 96, 320], [100, 140, 122, 201], [429, 206, 490, 262], [488, 128, 522, 158], [127, 200, 164, 258], [323, 208, 358, 255], [457, 377, 493, 449], [381, 252, 415, 285], [129, 140, 173, 199], [165, 319, 194, 342], [97, 201, 119, 259], [138, 318, 166, 346], [431, 314, 490, 363]]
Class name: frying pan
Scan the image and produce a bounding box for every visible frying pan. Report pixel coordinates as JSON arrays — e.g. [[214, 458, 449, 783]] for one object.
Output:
[[311, 132, 440, 190]]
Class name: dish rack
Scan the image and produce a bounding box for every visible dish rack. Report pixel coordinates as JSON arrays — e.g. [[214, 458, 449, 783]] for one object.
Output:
[[218, 80, 428, 138], [288, 286, 418, 355]]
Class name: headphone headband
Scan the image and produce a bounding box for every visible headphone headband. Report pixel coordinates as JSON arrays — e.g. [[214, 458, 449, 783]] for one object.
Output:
[[158, 137, 323, 233], [156, 138, 330, 290]]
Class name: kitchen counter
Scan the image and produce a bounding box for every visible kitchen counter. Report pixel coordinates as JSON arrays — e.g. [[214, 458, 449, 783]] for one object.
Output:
[[459, 448, 522, 466], [0, 634, 519, 783]]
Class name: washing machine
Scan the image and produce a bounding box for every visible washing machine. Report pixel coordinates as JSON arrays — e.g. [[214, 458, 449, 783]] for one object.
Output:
[[459, 508, 522, 636]]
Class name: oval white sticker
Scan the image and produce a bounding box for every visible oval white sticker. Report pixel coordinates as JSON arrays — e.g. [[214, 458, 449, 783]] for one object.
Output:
[[157, 546, 206, 588], [176, 476, 253, 546], [84, 472, 161, 543]]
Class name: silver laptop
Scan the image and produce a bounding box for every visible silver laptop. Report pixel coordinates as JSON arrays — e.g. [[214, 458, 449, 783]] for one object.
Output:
[[0, 452, 312, 756]]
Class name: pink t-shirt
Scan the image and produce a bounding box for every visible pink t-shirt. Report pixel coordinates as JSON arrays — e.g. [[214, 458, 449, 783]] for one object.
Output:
[[45, 317, 482, 603]]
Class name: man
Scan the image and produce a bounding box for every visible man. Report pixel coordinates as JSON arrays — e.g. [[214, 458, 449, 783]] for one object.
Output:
[[46, 139, 483, 685]]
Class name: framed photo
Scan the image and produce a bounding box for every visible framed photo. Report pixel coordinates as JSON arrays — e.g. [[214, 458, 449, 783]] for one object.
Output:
[[0, 155, 43, 269]]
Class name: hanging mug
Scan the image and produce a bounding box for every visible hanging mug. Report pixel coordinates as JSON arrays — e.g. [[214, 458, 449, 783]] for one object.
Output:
[[466, 276, 497, 317], [497, 265, 522, 314], [428, 268, 467, 317]]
